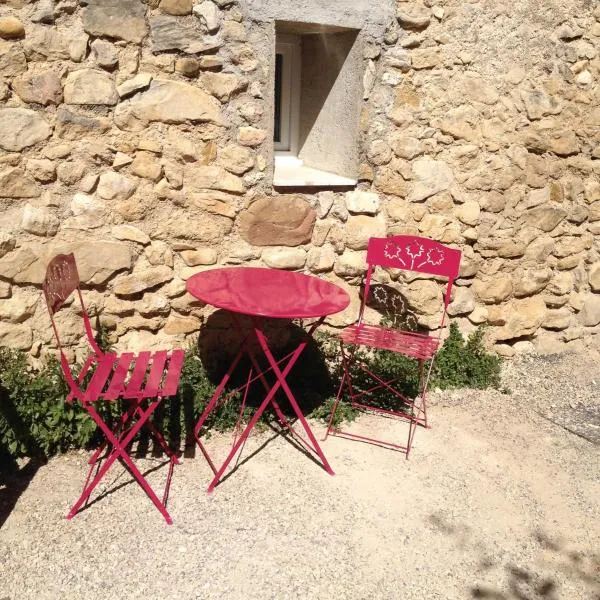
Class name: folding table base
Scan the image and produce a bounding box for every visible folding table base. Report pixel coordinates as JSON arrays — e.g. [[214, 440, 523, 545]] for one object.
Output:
[[194, 316, 334, 492]]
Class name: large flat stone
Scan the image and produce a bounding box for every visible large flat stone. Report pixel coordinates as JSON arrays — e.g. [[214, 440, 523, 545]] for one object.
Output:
[[0, 108, 53, 152], [0, 241, 132, 285], [0, 168, 40, 198], [150, 16, 222, 53], [0, 40, 27, 77], [55, 108, 111, 140], [239, 195, 316, 247], [187, 166, 244, 194], [408, 158, 454, 202], [64, 69, 118, 106], [12, 69, 63, 106], [113, 265, 174, 297], [82, 0, 148, 44], [114, 79, 223, 130]]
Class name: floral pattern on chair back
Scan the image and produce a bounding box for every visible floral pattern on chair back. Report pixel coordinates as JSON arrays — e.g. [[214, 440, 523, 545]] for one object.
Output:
[[42, 253, 80, 315]]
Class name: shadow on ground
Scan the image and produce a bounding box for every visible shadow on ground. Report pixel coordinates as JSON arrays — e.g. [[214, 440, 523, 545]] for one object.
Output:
[[428, 512, 600, 600]]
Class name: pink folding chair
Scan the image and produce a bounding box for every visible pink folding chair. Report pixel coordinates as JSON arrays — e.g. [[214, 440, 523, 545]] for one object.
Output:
[[324, 236, 461, 457], [42, 253, 184, 524]]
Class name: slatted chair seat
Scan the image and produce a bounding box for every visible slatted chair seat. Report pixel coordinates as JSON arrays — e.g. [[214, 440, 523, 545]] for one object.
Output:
[[68, 350, 185, 403], [43, 252, 185, 524], [339, 324, 440, 361]]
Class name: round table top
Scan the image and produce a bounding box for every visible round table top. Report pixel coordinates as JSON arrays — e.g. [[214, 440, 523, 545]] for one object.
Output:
[[186, 267, 350, 319]]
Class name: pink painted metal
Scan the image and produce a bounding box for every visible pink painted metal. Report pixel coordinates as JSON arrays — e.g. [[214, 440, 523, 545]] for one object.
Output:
[[186, 266, 350, 319], [186, 267, 350, 492], [325, 236, 462, 458], [42, 253, 183, 524]]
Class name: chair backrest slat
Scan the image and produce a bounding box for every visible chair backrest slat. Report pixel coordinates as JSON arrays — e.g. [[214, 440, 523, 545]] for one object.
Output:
[[42, 253, 80, 315]]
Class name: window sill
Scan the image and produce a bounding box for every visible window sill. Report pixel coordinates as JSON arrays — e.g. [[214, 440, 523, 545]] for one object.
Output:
[[273, 156, 357, 188]]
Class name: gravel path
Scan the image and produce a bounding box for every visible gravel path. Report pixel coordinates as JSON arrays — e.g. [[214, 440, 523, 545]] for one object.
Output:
[[1, 353, 599, 600]]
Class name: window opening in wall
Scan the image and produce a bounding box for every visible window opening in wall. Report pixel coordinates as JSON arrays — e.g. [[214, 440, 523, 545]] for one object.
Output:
[[273, 22, 361, 189]]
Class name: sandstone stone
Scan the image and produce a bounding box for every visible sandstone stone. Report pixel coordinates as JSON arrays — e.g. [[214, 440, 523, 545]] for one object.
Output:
[[175, 57, 202, 77], [0, 293, 37, 323], [150, 16, 220, 54], [306, 246, 335, 273], [55, 108, 110, 140], [91, 39, 119, 69], [180, 248, 217, 266], [113, 152, 133, 169], [65, 193, 105, 230], [27, 159, 56, 183], [202, 72, 246, 102], [391, 135, 421, 160], [23, 27, 71, 60], [0, 234, 16, 259], [152, 207, 233, 245], [113, 265, 174, 297], [189, 192, 238, 218], [117, 73, 153, 98], [31, 0, 55, 24], [187, 166, 244, 194], [473, 274, 513, 304], [136, 294, 170, 317], [375, 168, 407, 197], [164, 314, 201, 335], [220, 144, 254, 175], [21, 204, 59, 236], [494, 297, 546, 341], [82, 0, 148, 43], [542, 308, 571, 330], [448, 286, 475, 316], [461, 73, 499, 105], [193, 1, 221, 32], [223, 20, 246, 42], [367, 140, 392, 166], [525, 205, 566, 232], [0, 108, 53, 152], [334, 251, 367, 279], [454, 200, 480, 226], [13, 70, 63, 106], [114, 79, 222, 130], [0, 246, 37, 280], [397, 6, 430, 29], [160, 0, 192, 15], [578, 294, 600, 327], [239, 195, 316, 247], [0, 16, 24, 39], [552, 235, 592, 258], [0, 40, 26, 77], [0, 323, 33, 351], [169, 292, 205, 313], [547, 130, 579, 156], [547, 272, 573, 296], [145, 241, 174, 267], [409, 158, 454, 202], [521, 89, 561, 120], [56, 161, 86, 186], [0, 168, 40, 198], [497, 241, 526, 259], [589, 263, 600, 292], [345, 215, 386, 251], [262, 247, 306, 270], [69, 32, 90, 63], [406, 280, 442, 315], [112, 224, 150, 245], [131, 152, 162, 182], [64, 69, 118, 106], [0, 281, 11, 299], [513, 268, 552, 298], [97, 172, 137, 201], [237, 127, 266, 147], [411, 48, 442, 69], [345, 190, 380, 215]]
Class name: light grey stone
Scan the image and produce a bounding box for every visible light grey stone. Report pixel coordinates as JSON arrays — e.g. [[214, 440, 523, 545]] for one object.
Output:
[[150, 16, 222, 54], [64, 69, 118, 105], [0, 108, 53, 152], [82, 0, 148, 44], [193, 1, 221, 33]]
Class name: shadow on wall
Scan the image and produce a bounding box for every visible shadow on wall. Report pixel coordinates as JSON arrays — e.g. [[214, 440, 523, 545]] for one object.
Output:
[[428, 512, 600, 600]]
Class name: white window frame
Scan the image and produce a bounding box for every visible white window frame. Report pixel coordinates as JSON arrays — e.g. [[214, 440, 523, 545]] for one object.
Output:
[[274, 34, 301, 156]]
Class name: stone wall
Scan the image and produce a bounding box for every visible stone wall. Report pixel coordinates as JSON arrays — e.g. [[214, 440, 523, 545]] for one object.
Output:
[[0, 0, 599, 361]]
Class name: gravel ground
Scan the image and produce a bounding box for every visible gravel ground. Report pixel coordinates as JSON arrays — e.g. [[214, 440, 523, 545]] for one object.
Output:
[[1, 352, 599, 600]]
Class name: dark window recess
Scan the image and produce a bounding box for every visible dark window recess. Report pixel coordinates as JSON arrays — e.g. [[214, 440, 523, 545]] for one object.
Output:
[[274, 53, 283, 143]]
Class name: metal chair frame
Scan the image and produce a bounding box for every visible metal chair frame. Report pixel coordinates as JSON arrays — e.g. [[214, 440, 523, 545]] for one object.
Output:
[[324, 236, 462, 457], [42, 253, 183, 524]]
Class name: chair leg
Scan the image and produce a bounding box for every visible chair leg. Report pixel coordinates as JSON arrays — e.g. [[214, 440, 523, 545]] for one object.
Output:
[[324, 371, 346, 441]]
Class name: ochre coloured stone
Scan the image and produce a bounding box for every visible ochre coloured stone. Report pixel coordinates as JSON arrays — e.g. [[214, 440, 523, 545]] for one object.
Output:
[[239, 195, 316, 247]]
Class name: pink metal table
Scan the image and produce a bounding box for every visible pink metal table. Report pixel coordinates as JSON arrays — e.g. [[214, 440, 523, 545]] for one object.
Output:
[[186, 267, 350, 492]]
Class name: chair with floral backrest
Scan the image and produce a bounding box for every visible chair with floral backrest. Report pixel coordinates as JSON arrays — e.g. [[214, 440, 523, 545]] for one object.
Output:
[[324, 235, 462, 457], [42, 253, 184, 524]]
